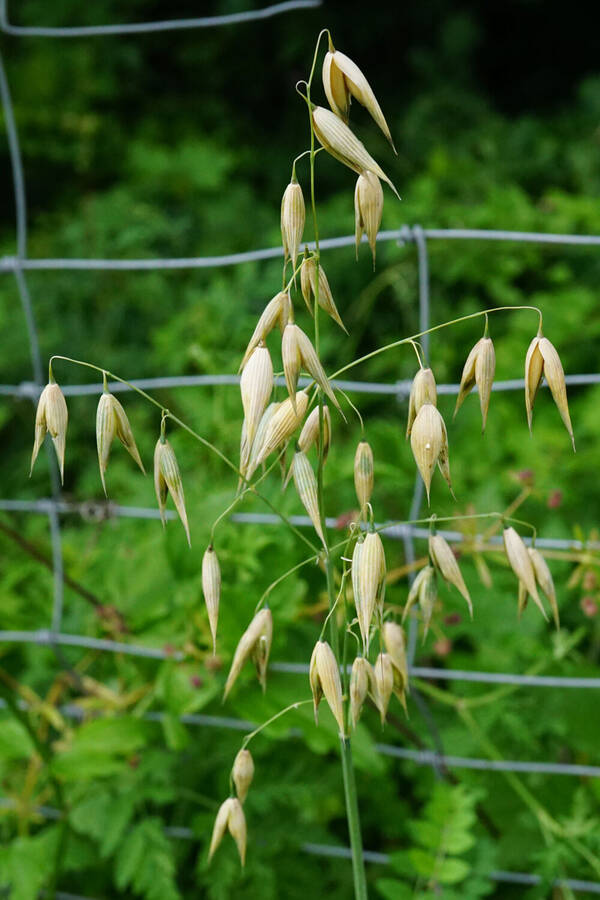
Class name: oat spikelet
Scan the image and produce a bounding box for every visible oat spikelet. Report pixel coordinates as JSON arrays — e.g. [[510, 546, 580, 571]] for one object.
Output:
[[291, 451, 325, 545], [355, 532, 385, 652], [528, 547, 559, 629], [403, 565, 437, 638], [96, 391, 145, 494], [153, 438, 190, 546], [355, 171, 383, 266], [354, 440, 374, 513], [281, 178, 305, 272], [350, 657, 371, 729], [300, 255, 346, 331], [255, 391, 308, 465], [503, 527, 547, 620], [232, 749, 255, 804], [309, 641, 323, 724], [282, 324, 302, 411], [382, 621, 409, 695], [202, 545, 221, 652], [240, 344, 273, 447], [406, 368, 437, 438], [244, 402, 279, 483], [31, 381, 68, 483], [208, 797, 246, 866], [209, 798, 234, 862], [373, 652, 394, 725], [410, 403, 446, 503], [429, 533, 472, 617], [322, 45, 396, 151], [312, 640, 345, 735], [312, 106, 400, 200], [224, 608, 273, 698], [239, 291, 291, 371], [454, 337, 496, 432], [525, 335, 575, 450], [298, 404, 331, 460], [294, 326, 342, 412]]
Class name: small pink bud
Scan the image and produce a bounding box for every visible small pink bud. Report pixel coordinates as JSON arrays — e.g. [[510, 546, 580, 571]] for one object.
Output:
[[547, 490, 562, 509], [581, 596, 598, 618], [433, 638, 452, 657]]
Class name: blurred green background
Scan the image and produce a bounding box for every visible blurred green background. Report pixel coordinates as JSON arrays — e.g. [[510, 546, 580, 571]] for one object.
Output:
[[1, 1, 600, 897]]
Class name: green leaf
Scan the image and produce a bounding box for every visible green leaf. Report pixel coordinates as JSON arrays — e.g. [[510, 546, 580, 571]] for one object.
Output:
[[437, 857, 471, 884], [376, 877, 413, 900]]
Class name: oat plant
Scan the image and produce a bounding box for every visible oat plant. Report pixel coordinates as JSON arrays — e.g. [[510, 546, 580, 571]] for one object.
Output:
[[30, 30, 578, 899]]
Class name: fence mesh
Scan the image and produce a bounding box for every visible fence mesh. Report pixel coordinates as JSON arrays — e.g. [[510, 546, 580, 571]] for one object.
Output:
[[1, 5, 599, 896]]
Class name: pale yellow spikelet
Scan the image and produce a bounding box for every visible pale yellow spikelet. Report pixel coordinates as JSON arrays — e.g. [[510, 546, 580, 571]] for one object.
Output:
[[96, 392, 118, 496], [351, 537, 364, 634], [153, 438, 190, 546], [309, 641, 323, 724], [291, 451, 325, 545], [454, 337, 496, 432], [528, 547, 559, 629], [409, 402, 444, 503], [209, 797, 234, 862], [524, 336, 544, 434], [437, 414, 454, 498], [202, 545, 221, 652], [538, 337, 575, 450], [31, 381, 68, 483], [224, 608, 273, 698], [255, 391, 308, 465], [322, 46, 396, 151], [239, 417, 250, 483], [312, 105, 400, 200], [227, 798, 247, 866], [419, 567, 438, 640], [298, 404, 331, 461], [403, 566, 430, 623], [282, 324, 302, 410], [350, 656, 370, 729], [294, 326, 342, 412], [373, 652, 394, 725], [354, 440, 374, 513], [406, 368, 437, 439], [429, 533, 472, 617], [240, 344, 273, 447], [299, 256, 346, 332], [239, 291, 291, 371], [281, 178, 305, 272], [382, 621, 409, 695], [355, 170, 384, 266], [503, 527, 547, 620], [517, 578, 528, 620], [356, 532, 385, 653], [232, 749, 255, 804], [113, 396, 145, 474], [244, 402, 279, 483], [315, 640, 345, 735]]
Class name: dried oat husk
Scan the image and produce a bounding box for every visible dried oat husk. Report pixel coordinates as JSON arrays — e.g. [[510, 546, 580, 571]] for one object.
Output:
[[309, 641, 323, 724], [208, 797, 246, 866], [232, 749, 255, 804], [409, 403, 444, 503], [350, 656, 371, 729], [406, 368, 437, 439], [154, 437, 190, 546], [525, 334, 575, 450], [528, 547, 559, 629], [313, 640, 345, 735], [202, 545, 221, 652], [294, 326, 342, 412], [255, 391, 309, 465], [502, 527, 547, 620], [239, 291, 291, 371], [312, 105, 400, 200], [282, 324, 302, 410], [355, 170, 384, 266], [429, 533, 472, 617], [300, 255, 346, 331], [382, 621, 409, 695], [355, 532, 386, 653], [223, 608, 273, 698], [281, 178, 305, 272], [454, 336, 496, 432], [240, 344, 273, 447], [322, 43, 396, 151], [298, 404, 331, 460], [31, 380, 68, 483], [291, 451, 325, 545], [373, 652, 394, 725], [244, 402, 279, 483], [354, 440, 374, 513], [209, 798, 234, 862], [403, 565, 437, 639]]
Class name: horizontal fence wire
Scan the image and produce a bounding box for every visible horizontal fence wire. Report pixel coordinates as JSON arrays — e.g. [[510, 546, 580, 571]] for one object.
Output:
[[0, 0, 322, 37]]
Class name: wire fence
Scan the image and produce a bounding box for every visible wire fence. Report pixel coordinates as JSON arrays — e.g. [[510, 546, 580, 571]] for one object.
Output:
[[1, 4, 600, 896]]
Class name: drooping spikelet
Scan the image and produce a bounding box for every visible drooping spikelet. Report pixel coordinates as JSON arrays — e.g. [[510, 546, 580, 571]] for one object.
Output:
[[322, 44, 396, 151], [525, 334, 575, 450], [353, 531, 385, 652], [312, 106, 400, 200], [95, 391, 145, 495], [281, 178, 305, 272], [224, 608, 273, 698], [291, 326, 341, 412], [240, 344, 273, 447], [429, 533, 472, 617], [30, 380, 68, 483], [232, 749, 255, 804], [354, 440, 374, 513], [239, 291, 291, 371], [243, 402, 279, 484], [406, 368, 437, 439], [298, 404, 331, 460], [410, 403, 452, 503], [154, 437, 190, 546], [354, 171, 383, 266], [382, 621, 409, 696], [282, 324, 302, 410], [502, 527, 547, 621], [209, 797, 247, 866], [291, 451, 325, 545], [350, 656, 371, 729], [310, 640, 345, 735], [373, 652, 394, 725], [528, 547, 559, 628], [255, 391, 309, 465], [300, 255, 346, 331], [454, 337, 496, 432], [403, 565, 437, 638], [202, 545, 221, 652]]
